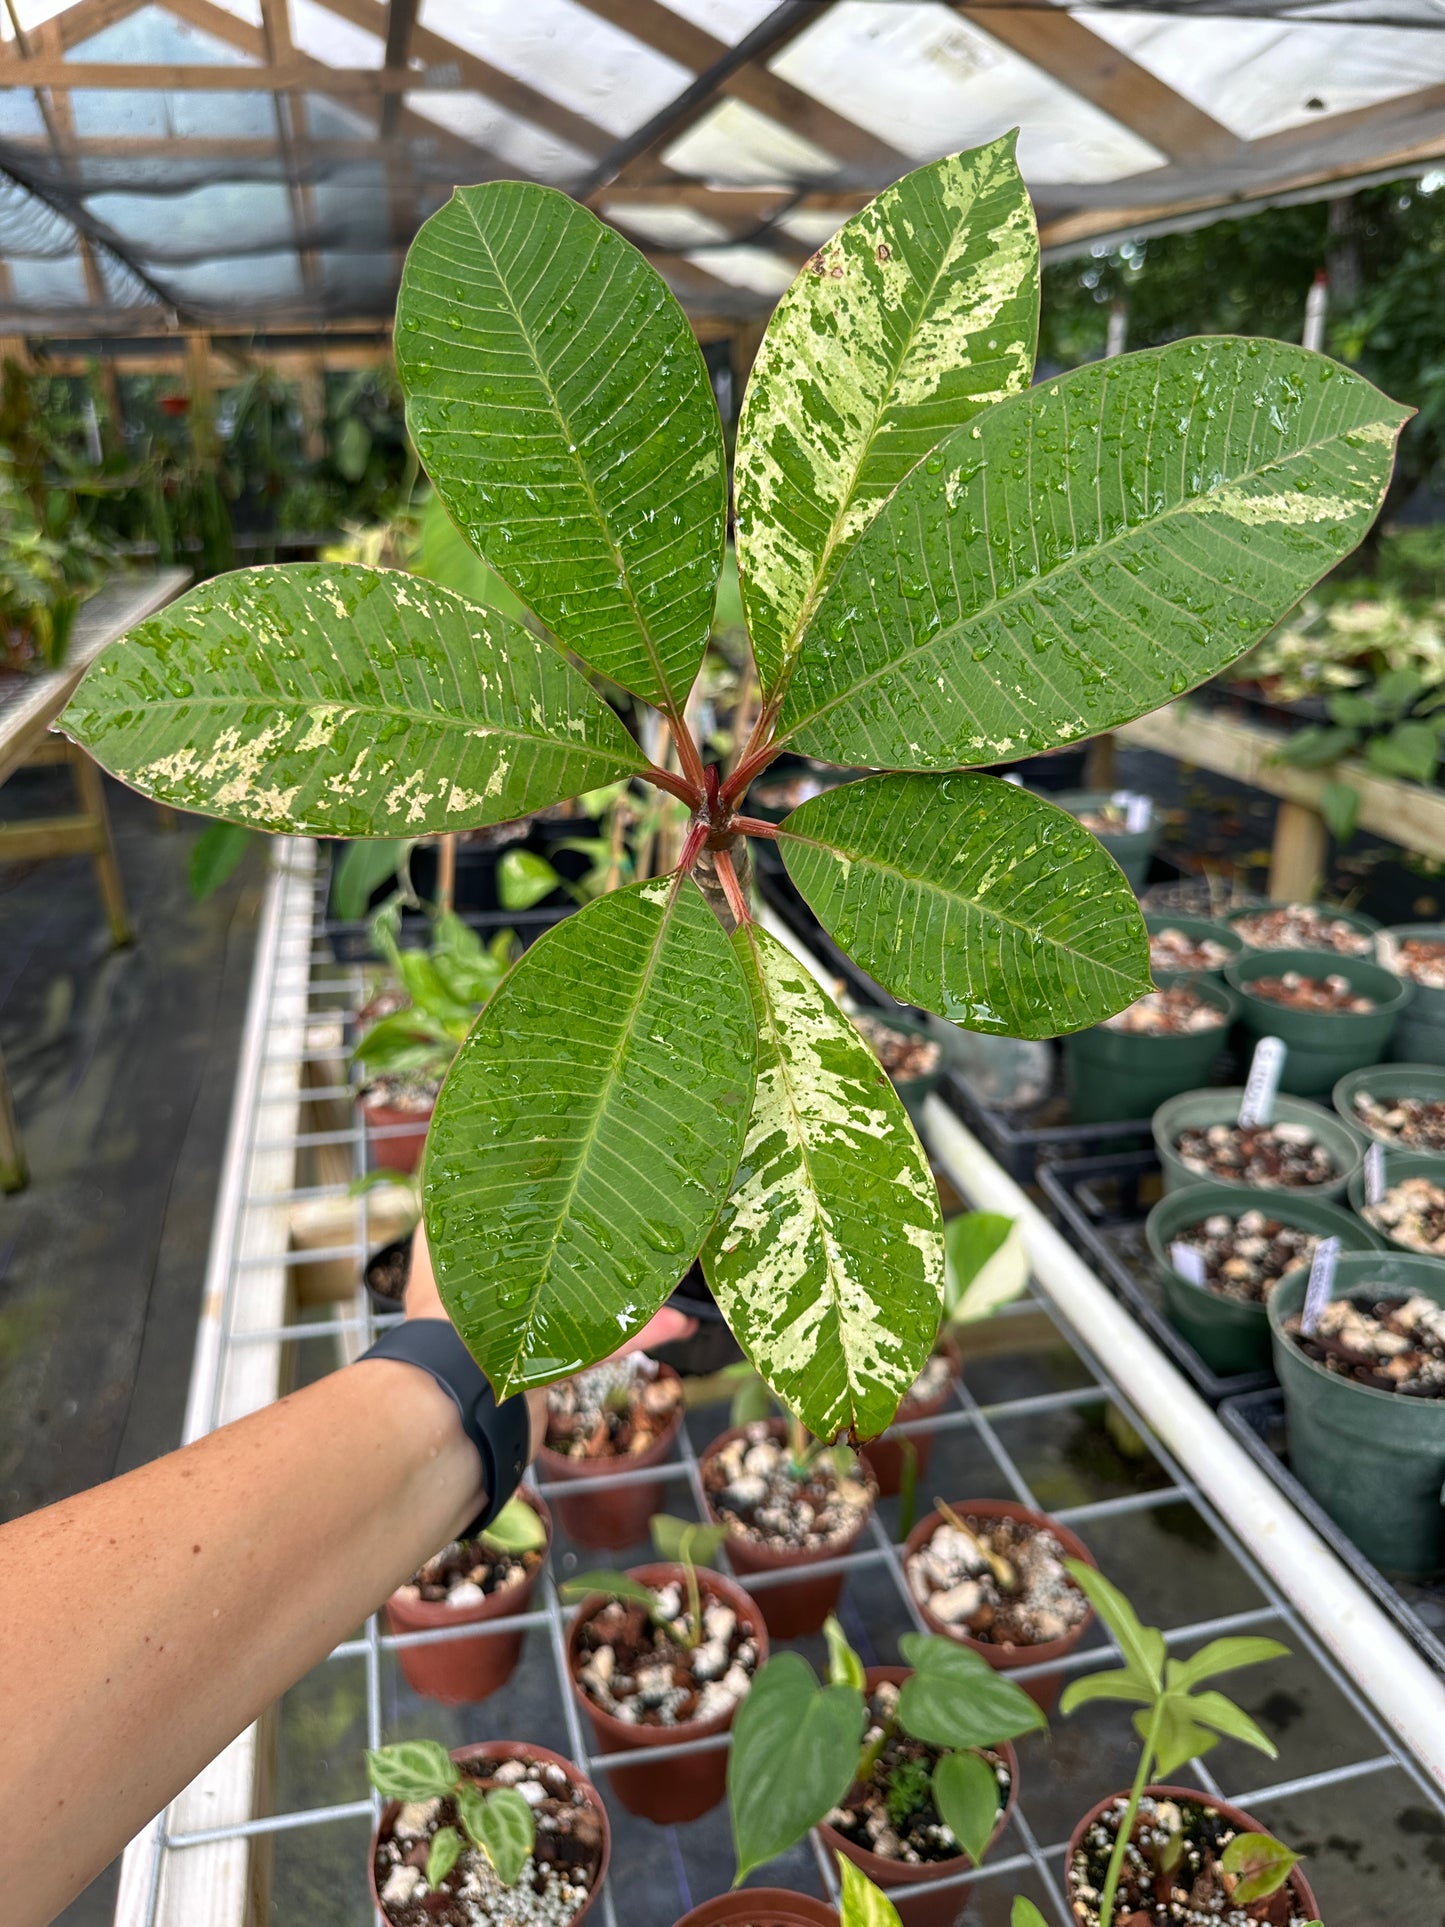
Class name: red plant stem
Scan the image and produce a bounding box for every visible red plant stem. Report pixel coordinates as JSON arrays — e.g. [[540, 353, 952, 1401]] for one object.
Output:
[[665, 703, 708, 795], [720, 740, 784, 811], [729, 815, 778, 840], [639, 763, 699, 806], [715, 847, 752, 926], [676, 816, 710, 876]]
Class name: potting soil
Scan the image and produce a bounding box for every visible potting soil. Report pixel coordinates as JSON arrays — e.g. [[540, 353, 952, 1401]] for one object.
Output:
[[1350, 1091, 1445, 1152], [1171, 1210, 1318, 1305], [1389, 937, 1445, 988], [1149, 926, 1233, 974], [1103, 987, 1228, 1035], [1175, 1122, 1337, 1188], [1363, 1175, 1445, 1254], [1286, 1292, 1445, 1396], [1230, 906, 1373, 955], [848, 1011, 941, 1080], [1247, 970, 1374, 1014], [906, 1512, 1088, 1646], [400, 1524, 546, 1609], [1069, 1793, 1315, 1926], [544, 1359, 682, 1459], [573, 1587, 758, 1726], [702, 1428, 873, 1549]]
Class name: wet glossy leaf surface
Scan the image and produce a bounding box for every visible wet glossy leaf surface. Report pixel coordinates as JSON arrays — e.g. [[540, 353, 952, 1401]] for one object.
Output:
[[735, 137, 1037, 695], [702, 923, 943, 1442], [425, 878, 755, 1396], [63, 564, 644, 834], [397, 183, 726, 710], [779, 773, 1151, 1036], [778, 339, 1409, 766]]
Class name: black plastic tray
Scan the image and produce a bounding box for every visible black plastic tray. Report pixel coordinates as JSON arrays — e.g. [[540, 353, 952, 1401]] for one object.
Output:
[[1037, 1147, 1277, 1403], [1221, 1386, 1445, 1680]]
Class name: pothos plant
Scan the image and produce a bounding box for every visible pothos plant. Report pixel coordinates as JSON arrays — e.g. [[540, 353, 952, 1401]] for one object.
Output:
[[63, 136, 1406, 1442]]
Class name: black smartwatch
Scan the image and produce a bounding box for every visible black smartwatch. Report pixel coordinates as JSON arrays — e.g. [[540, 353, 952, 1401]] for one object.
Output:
[[358, 1320, 531, 1535]]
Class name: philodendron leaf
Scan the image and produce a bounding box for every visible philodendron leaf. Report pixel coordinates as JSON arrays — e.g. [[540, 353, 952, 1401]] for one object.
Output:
[[1060, 1561, 1164, 1699], [1011, 1904, 1049, 1927], [931, 1747, 1002, 1866], [702, 922, 944, 1442], [63, 565, 645, 834], [426, 1826, 463, 1889], [778, 340, 1410, 768], [397, 183, 726, 711], [425, 878, 755, 1394], [778, 773, 1150, 1036], [824, 1612, 867, 1691], [728, 1651, 865, 1883], [188, 819, 254, 900], [331, 837, 410, 922], [735, 134, 1038, 695], [896, 1633, 1046, 1748], [365, 1740, 456, 1801], [945, 1211, 1029, 1324], [1143, 1698, 1220, 1779], [1221, 1830, 1300, 1904], [1184, 1688, 1278, 1759], [836, 1854, 904, 1927], [478, 1494, 548, 1557], [1164, 1635, 1289, 1694], [649, 1515, 730, 1569], [457, 1784, 535, 1887], [559, 1571, 661, 1613]]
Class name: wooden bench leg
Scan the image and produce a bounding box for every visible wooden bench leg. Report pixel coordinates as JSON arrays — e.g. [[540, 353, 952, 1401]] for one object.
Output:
[[70, 744, 134, 946], [1268, 798, 1327, 901], [0, 1045, 27, 1191]]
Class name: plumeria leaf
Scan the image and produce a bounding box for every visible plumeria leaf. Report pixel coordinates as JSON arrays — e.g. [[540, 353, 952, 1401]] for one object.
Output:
[[932, 1748, 1002, 1866], [702, 922, 943, 1442], [397, 183, 726, 710], [63, 565, 645, 835], [729, 1652, 865, 1883]]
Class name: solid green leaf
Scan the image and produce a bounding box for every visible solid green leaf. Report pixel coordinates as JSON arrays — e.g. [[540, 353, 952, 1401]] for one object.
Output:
[[332, 837, 409, 922], [650, 1515, 730, 1569], [1185, 1688, 1279, 1759], [824, 1612, 867, 1692], [735, 135, 1038, 695], [1052, 1666, 1157, 1712], [728, 1652, 865, 1883], [396, 182, 726, 711], [1061, 1561, 1164, 1699], [188, 819, 254, 901], [1320, 779, 1359, 845], [701, 922, 943, 1442], [425, 877, 755, 1394], [426, 1826, 463, 1889], [1164, 1636, 1290, 1695], [1011, 1904, 1050, 1927], [1142, 1700, 1220, 1779], [779, 773, 1150, 1037], [1276, 723, 1359, 769], [498, 849, 561, 911], [365, 1740, 456, 1802], [478, 1494, 548, 1556], [412, 488, 531, 622], [1365, 718, 1439, 784], [559, 1571, 661, 1613], [1221, 1831, 1300, 1905], [350, 1008, 455, 1075], [897, 1633, 1046, 1748], [429, 912, 514, 1005], [945, 1210, 1029, 1324], [63, 564, 645, 834], [836, 1854, 904, 1927], [777, 341, 1409, 767], [730, 1370, 775, 1429], [931, 1748, 1002, 1866]]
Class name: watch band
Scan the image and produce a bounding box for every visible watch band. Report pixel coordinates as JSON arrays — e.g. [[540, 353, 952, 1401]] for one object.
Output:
[[358, 1320, 530, 1535]]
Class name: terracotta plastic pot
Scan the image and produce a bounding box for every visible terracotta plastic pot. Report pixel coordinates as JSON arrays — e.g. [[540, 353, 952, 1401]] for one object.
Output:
[[567, 1563, 767, 1824], [860, 1338, 960, 1499], [1152, 1087, 1365, 1200], [385, 1494, 552, 1705], [1065, 1783, 1321, 1924], [369, 1740, 611, 1925], [537, 1364, 685, 1550], [359, 1090, 432, 1174], [672, 1892, 837, 1927], [701, 1419, 878, 1640], [817, 1666, 1018, 1927]]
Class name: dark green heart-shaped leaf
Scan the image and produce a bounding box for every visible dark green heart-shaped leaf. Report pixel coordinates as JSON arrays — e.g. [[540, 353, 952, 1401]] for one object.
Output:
[[931, 1748, 1002, 1866], [778, 773, 1150, 1037], [702, 922, 943, 1443], [425, 877, 755, 1395], [735, 135, 1037, 695], [728, 1651, 865, 1883], [397, 182, 726, 711], [366, 1741, 456, 1802], [896, 1633, 1045, 1749], [778, 340, 1409, 766], [63, 564, 644, 835]]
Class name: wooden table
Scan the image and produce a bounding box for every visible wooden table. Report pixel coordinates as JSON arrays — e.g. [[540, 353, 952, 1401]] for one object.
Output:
[[0, 569, 190, 1188]]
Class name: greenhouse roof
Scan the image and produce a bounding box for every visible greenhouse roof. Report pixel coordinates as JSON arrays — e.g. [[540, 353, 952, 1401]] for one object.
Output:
[[1, 0, 1444, 336]]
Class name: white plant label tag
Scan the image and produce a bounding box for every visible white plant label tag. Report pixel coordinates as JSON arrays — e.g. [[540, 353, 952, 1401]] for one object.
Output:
[[1170, 1241, 1208, 1286], [1238, 1037, 1286, 1129], [1301, 1235, 1341, 1335], [1366, 1141, 1386, 1206], [1002, 771, 1023, 787], [1111, 789, 1152, 832]]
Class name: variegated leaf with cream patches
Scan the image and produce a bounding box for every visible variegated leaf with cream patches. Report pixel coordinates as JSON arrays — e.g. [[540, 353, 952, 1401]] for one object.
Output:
[[396, 182, 727, 712], [62, 564, 645, 834], [778, 773, 1150, 1036], [735, 136, 1038, 696], [702, 923, 943, 1442], [425, 878, 755, 1395], [778, 339, 1410, 767]]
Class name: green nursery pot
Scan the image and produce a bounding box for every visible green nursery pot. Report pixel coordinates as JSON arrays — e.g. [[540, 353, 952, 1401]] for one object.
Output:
[[1152, 1087, 1365, 1199], [1332, 1064, 1445, 1148], [1145, 1181, 1383, 1377], [1144, 913, 1245, 984], [1380, 924, 1445, 1065], [1225, 948, 1411, 1097], [1270, 1251, 1445, 1577], [1224, 900, 1381, 952], [1063, 979, 1236, 1125], [1346, 1147, 1445, 1253], [1052, 788, 1157, 892]]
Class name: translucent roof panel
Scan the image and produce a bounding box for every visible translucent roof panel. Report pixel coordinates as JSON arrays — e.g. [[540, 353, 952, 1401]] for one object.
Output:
[[657, 0, 779, 43], [8, 253, 88, 304], [685, 245, 799, 295], [0, 90, 49, 137], [600, 201, 731, 248], [289, 0, 384, 70], [68, 3, 257, 64], [159, 249, 305, 308], [88, 181, 296, 258], [777, 209, 846, 249], [404, 93, 592, 183], [663, 97, 840, 187]]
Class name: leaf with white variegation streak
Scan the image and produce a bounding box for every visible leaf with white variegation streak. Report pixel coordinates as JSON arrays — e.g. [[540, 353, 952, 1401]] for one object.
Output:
[[778, 773, 1150, 1037], [396, 182, 727, 711], [62, 565, 645, 834], [702, 923, 943, 1443], [425, 878, 755, 1395], [777, 339, 1409, 767], [735, 135, 1038, 695]]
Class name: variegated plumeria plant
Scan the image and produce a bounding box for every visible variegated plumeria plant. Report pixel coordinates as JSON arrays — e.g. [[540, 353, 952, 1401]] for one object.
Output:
[[64, 137, 1406, 1442]]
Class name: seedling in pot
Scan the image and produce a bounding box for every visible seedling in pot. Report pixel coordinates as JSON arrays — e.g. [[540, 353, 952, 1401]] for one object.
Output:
[[728, 1617, 1044, 1884], [560, 1514, 731, 1649], [65, 138, 1407, 1446], [366, 1741, 535, 1888], [1058, 1563, 1304, 1927], [351, 901, 516, 1092]]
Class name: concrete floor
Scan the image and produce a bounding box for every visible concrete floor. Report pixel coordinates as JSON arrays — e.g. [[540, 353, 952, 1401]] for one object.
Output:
[[0, 764, 260, 1924]]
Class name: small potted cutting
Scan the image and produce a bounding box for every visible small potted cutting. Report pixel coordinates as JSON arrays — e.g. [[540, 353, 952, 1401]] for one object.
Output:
[[1332, 1063, 1445, 1154], [366, 1737, 610, 1926], [728, 1617, 1044, 1927], [562, 1514, 767, 1825], [699, 1412, 877, 1640], [1063, 978, 1237, 1127], [538, 1354, 686, 1550], [1152, 1088, 1365, 1200], [1378, 923, 1445, 1063], [385, 1492, 552, 1705], [1058, 1564, 1322, 1926], [1225, 947, 1409, 1098]]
